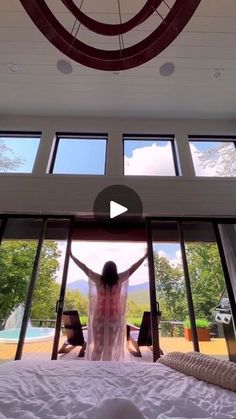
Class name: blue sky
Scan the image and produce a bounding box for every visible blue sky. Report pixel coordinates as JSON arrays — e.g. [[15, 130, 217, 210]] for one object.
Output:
[[153, 243, 180, 260], [190, 140, 228, 152], [0, 137, 40, 172], [2, 136, 234, 176], [53, 138, 107, 174]]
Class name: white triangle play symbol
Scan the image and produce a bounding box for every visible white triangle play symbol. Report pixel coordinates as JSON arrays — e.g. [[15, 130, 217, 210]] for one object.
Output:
[[110, 201, 128, 219]]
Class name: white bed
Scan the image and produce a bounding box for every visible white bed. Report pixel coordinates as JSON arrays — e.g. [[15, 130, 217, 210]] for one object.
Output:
[[0, 359, 236, 419]]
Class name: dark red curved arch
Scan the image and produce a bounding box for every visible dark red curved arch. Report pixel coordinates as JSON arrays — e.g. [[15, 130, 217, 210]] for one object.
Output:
[[61, 0, 163, 36], [20, 0, 202, 71]]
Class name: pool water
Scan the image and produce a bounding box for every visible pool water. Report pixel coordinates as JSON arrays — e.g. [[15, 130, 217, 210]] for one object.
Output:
[[0, 327, 55, 343]]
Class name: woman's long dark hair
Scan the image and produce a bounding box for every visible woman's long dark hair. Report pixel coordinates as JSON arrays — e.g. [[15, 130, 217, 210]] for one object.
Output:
[[101, 261, 119, 288]]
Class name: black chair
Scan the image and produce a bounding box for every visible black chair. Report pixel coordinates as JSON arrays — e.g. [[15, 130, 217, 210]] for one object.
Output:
[[127, 311, 162, 357], [58, 310, 86, 357]]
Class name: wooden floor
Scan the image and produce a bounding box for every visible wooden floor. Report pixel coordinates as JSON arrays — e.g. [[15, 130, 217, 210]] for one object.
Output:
[[0, 337, 229, 363], [160, 337, 229, 358], [0, 336, 65, 362]]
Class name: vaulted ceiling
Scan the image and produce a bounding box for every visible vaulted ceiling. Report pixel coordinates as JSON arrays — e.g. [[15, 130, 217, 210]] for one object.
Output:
[[0, 0, 236, 118]]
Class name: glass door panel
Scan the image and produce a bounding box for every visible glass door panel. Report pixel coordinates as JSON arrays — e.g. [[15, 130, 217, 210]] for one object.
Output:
[[218, 223, 236, 362], [182, 221, 233, 361], [21, 219, 70, 360], [0, 218, 43, 363], [151, 221, 190, 354]]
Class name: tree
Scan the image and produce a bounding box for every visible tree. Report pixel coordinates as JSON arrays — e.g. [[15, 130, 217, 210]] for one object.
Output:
[[0, 240, 61, 321], [186, 243, 225, 319], [153, 244, 226, 323], [126, 300, 149, 319], [153, 252, 187, 321], [0, 140, 24, 172], [64, 289, 88, 316], [199, 142, 236, 177], [30, 241, 62, 319]]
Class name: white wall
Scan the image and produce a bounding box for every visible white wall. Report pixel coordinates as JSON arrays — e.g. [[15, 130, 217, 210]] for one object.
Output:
[[0, 115, 236, 217]]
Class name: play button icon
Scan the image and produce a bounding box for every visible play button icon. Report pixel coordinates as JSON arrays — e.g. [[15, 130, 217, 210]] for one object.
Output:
[[110, 201, 128, 219], [93, 185, 143, 220]]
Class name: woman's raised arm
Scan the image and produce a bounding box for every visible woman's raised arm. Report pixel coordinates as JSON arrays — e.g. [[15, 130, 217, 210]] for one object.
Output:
[[70, 251, 90, 276], [120, 251, 148, 280]]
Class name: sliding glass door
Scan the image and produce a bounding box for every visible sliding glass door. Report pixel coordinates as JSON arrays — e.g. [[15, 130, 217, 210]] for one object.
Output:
[[148, 219, 236, 362], [0, 218, 43, 362], [1, 216, 236, 363], [217, 223, 236, 362], [0, 217, 72, 362]]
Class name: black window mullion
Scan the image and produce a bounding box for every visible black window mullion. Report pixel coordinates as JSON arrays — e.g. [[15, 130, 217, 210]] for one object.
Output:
[[146, 218, 161, 362], [0, 217, 8, 245], [49, 136, 60, 174], [171, 140, 179, 176], [51, 218, 74, 360]]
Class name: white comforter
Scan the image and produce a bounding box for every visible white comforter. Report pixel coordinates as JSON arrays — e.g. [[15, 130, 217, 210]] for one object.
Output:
[[0, 360, 236, 419]]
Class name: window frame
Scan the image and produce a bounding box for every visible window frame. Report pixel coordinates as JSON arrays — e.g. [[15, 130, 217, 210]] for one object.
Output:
[[188, 135, 236, 178], [0, 131, 41, 174], [123, 134, 179, 176], [49, 133, 108, 176]]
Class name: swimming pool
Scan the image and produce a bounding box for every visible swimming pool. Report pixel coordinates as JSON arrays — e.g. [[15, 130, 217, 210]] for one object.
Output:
[[0, 327, 55, 344]]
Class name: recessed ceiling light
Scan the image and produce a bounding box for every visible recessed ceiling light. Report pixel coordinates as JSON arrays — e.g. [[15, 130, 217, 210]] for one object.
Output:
[[56, 59, 73, 74], [7, 63, 18, 73], [159, 62, 175, 77], [213, 69, 223, 79]]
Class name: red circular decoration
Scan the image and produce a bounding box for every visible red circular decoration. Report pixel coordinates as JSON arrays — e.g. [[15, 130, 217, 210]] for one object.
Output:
[[61, 0, 163, 36], [20, 0, 201, 71]]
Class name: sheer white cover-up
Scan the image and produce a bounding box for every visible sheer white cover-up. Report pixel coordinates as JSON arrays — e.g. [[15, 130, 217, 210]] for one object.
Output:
[[85, 270, 129, 361]]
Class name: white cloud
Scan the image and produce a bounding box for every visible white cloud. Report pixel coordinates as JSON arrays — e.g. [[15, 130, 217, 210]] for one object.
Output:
[[125, 143, 175, 175], [124, 142, 232, 177], [56, 241, 148, 286], [157, 250, 168, 259], [169, 249, 182, 267], [156, 249, 182, 267]]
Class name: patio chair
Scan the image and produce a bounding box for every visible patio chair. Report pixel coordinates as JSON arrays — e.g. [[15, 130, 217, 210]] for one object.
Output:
[[127, 311, 162, 357], [58, 310, 86, 357]]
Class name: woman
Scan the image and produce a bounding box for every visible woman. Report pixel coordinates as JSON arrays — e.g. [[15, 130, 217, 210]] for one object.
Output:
[[69, 250, 148, 361]]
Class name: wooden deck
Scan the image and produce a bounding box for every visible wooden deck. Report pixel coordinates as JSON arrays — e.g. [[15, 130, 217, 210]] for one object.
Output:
[[0, 336, 65, 362], [160, 337, 228, 359], [0, 337, 229, 363]]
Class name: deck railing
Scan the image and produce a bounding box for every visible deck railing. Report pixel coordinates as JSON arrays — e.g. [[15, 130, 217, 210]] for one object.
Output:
[[1, 319, 218, 338], [30, 319, 57, 327]]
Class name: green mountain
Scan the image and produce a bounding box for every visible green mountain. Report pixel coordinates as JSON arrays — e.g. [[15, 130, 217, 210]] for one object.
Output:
[[67, 279, 149, 304], [128, 289, 149, 304]]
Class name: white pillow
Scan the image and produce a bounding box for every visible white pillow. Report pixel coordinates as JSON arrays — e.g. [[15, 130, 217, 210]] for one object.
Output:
[[157, 351, 236, 392]]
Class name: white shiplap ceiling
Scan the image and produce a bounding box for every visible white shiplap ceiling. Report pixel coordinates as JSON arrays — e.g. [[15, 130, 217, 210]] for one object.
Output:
[[0, 0, 236, 119]]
